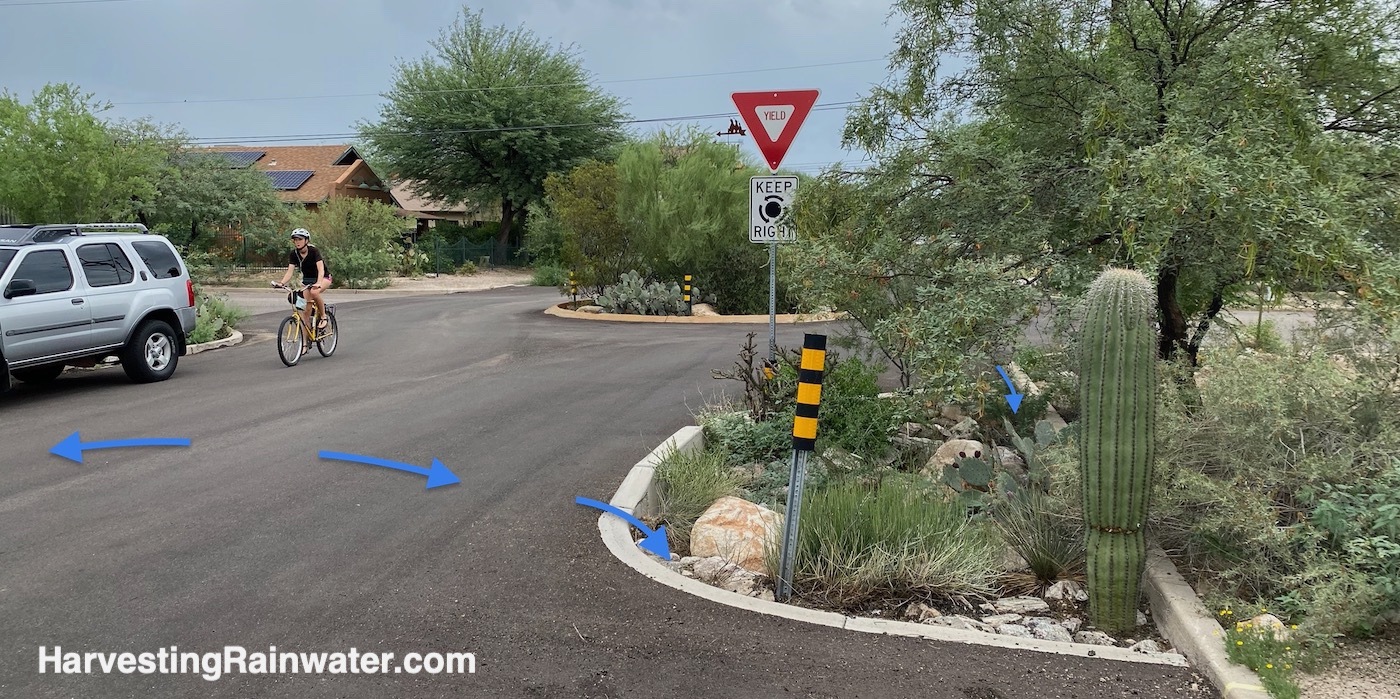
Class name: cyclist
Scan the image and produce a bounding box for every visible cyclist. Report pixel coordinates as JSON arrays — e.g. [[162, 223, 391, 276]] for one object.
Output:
[[272, 228, 332, 335]]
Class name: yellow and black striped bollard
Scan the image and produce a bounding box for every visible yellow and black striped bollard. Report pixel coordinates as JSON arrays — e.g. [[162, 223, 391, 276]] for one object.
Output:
[[683, 274, 692, 315], [569, 271, 578, 305], [776, 333, 826, 601]]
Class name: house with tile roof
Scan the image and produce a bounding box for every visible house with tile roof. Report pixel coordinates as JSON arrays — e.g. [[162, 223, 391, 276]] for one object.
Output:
[[389, 180, 500, 238], [197, 145, 398, 211]]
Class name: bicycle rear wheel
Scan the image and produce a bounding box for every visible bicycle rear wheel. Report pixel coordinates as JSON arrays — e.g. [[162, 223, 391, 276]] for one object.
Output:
[[277, 316, 304, 366], [316, 310, 338, 357]]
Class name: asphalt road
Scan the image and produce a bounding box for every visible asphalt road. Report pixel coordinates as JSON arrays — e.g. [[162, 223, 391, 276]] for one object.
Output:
[[0, 287, 1215, 698]]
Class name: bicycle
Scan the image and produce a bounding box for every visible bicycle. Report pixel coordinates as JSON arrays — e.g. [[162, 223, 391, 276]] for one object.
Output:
[[272, 282, 337, 367]]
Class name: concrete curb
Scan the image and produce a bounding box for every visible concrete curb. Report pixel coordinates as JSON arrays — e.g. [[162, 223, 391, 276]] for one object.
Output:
[[591, 426, 1193, 668], [187, 330, 244, 355], [1145, 545, 1269, 699], [546, 302, 847, 325]]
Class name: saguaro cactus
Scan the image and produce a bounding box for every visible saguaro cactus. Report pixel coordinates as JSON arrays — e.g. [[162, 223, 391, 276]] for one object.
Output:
[[1078, 268, 1157, 635]]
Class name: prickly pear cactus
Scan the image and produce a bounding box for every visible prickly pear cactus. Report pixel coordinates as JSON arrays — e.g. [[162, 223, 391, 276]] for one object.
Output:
[[1078, 267, 1157, 635]]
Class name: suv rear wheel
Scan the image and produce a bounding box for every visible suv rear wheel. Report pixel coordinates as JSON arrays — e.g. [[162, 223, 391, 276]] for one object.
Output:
[[12, 363, 64, 384], [121, 319, 178, 383]]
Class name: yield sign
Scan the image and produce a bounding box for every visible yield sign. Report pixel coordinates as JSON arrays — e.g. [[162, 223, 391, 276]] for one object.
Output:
[[731, 89, 820, 172]]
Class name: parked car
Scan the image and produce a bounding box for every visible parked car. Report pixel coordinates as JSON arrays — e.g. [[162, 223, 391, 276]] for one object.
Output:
[[0, 223, 197, 392]]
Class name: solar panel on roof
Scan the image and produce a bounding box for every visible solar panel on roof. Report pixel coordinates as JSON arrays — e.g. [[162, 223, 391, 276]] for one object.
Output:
[[219, 151, 266, 167], [266, 170, 315, 190]]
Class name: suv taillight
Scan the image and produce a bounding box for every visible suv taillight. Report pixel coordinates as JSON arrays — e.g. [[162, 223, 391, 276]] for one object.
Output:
[[186, 279, 196, 307]]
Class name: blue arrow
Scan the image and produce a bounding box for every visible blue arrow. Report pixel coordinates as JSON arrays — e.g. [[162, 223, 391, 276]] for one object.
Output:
[[318, 450, 460, 489], [51, 432, 191, 464], [996, 365, 1024, 414], [575, 496, 671, 560]]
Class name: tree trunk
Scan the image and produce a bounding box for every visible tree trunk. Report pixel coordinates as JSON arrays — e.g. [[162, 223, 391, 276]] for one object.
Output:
[[1156, 266, 1189, 362], [1185, 289, 1226, 366], [496, 199, 515, 264]]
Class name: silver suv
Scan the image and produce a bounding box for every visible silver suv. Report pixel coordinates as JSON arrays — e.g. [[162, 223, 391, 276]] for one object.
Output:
[[0, 223, 197, 392]]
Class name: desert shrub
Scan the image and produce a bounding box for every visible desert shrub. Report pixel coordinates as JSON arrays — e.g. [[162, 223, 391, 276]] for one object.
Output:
[[786, 480, 1003, 610], [652, 446, 747, 554], [188, 290, 247, 344], [595, 270, 687, 316], [1152, 344, 1400, 636]]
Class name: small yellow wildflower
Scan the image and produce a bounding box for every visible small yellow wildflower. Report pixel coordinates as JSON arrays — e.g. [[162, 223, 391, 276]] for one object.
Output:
[[1266, 664, 1274, 670], [1237, 641, 1244, 646]]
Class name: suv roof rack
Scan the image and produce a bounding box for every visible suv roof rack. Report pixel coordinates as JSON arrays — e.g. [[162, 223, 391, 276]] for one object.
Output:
[[1, 222, 150, 245]]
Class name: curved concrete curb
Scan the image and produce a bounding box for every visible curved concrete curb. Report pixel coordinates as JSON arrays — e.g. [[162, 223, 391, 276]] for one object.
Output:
[[187, 329, 244, 355], [546, 303, 846, 325], [591, 426, 1193, 668]]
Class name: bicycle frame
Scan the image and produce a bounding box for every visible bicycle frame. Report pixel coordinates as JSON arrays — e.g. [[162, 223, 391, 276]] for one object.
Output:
[[272, 283, 337, 367]]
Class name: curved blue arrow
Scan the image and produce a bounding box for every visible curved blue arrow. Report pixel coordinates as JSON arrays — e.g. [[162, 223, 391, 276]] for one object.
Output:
[[318, 451, 460, 489], [996, 365, 1024, 414], [51, 432, 191, 464], [575, 496, 671, 560]]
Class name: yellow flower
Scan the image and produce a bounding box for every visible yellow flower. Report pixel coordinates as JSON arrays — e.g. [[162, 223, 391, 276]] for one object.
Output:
[[1237, 641, 1244, 646], [1285, 647, 1291, 651], [1266, 664, 1274, 669]]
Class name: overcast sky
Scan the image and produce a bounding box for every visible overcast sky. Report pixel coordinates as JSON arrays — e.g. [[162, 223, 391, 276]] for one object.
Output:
[[0, 0, 906, 175]]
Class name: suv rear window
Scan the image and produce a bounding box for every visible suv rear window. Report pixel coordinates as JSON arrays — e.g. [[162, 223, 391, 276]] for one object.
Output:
[[130, 240, 184, 279], [78, 243, 136, 287]]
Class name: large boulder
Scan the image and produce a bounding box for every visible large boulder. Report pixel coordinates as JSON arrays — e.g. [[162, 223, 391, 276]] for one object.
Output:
[[689, 496, 782, 573]]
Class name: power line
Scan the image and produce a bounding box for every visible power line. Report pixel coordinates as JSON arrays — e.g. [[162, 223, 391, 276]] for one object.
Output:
[[0, 0, 146, 7], [111, 58, 886, 106], [184, 101, 864, 145]]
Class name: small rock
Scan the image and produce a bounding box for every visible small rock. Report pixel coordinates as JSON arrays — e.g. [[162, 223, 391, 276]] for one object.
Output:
[[720, 572, 759, 595], [578, 305, 604, 314], [994, 446, 1026, 471], [993, 596, 1052, 615], [1130, 640, 1162, 654], [692, 556, 738, 582], [892, 434, 937, 448], [931, 615, 996, 633], [904, 603, 942, 622], [670, 553, 680, 562], [755, 589, 775, 602], [1249, 613, 1292, 641], [928, 439, 989, 470], [691, 303, 720, 317], [681, 570, 696, 578], [899, 422, 925, 438], [1062, 617, 1084, 634], [1045, 580, 1089, 604], [939, 404, 965, 421], [679, 556, 703, 567], [1001, 549, 1029, 573], [1074, 631, 1118, 646], [950, 416, 980, 439], [997, 624, 1034, 638], [1024, 618, 1074, 643], [1137, 610, 1148, 627], [981, 614, 1024, 627]]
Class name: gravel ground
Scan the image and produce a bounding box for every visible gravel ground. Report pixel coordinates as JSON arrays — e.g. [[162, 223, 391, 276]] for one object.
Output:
[[1296, 632, 1400, 699]]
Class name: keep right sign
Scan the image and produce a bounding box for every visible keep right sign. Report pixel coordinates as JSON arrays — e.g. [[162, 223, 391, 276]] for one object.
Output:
[[750, 175, 798, 244]]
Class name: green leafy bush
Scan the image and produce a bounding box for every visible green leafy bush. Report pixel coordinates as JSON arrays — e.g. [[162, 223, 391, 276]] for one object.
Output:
[[294, 197, 404, 288], [1152, 346, 1400, 636], [188, 291, 247, 344], [532, 262, 569, 287]]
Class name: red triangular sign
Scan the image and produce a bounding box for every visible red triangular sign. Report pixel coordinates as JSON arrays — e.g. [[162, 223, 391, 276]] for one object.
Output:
[[731, 89, 820, 172]]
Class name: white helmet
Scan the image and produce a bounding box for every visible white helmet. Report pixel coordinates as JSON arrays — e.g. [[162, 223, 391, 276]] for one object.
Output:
[[291, 228, 311, 240]]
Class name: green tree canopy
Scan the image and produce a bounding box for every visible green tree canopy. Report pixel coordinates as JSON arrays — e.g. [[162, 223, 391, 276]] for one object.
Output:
[[0, 83, 168, 224], [360, 7, 627, 251], [841, 0, 1400, 364]]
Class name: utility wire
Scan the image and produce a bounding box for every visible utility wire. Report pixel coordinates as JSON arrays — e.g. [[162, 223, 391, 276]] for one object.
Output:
[[185, 101, 863, 145], [112, 58, 885, 106], [0, 0, 146, 7]]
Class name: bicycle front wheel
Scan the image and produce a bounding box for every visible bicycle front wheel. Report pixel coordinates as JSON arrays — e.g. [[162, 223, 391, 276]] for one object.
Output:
[[316, 310, 338, 357], [277, 316, 304, 366]]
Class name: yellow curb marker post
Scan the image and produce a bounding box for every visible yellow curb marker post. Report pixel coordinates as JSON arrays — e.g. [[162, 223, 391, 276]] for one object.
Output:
[[683, 274, 692, 316], [568, 271, 578, 306], [776, 333, 826, 602]]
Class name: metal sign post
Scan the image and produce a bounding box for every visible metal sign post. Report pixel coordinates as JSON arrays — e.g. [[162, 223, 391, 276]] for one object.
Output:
[[776, 332, 826, 602], [751, 175, 797, 362]]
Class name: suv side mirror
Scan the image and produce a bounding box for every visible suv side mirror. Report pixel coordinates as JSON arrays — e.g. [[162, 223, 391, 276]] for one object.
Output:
[[4, 279, 36, 299]]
